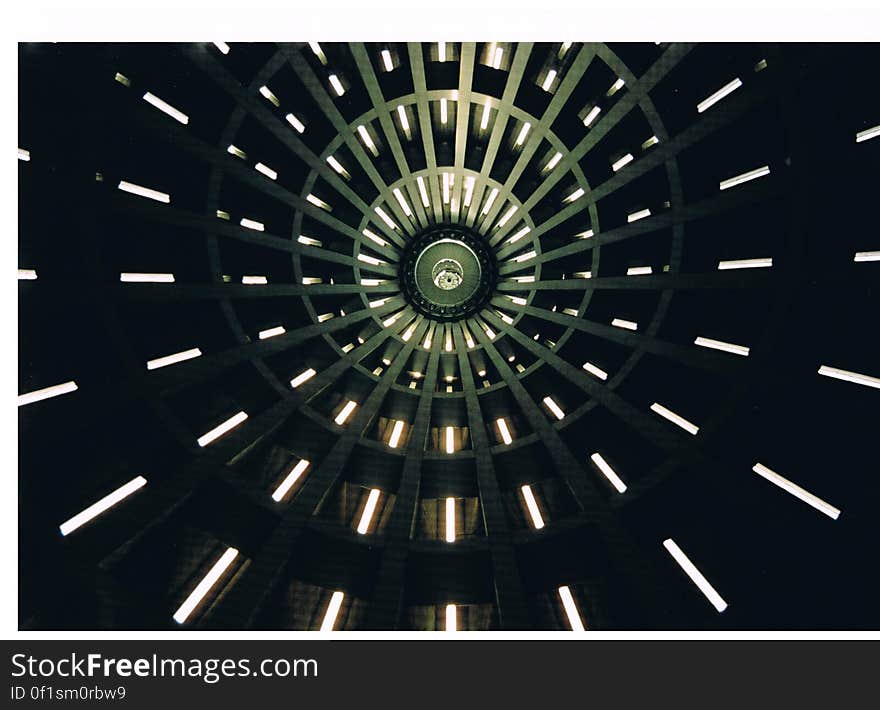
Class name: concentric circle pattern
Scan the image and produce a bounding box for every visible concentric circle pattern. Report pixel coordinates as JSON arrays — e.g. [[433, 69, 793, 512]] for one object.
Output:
[[17, 42, 880, 631]]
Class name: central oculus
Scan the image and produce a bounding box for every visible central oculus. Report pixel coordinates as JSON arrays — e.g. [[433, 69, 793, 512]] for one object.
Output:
[[399, 225, 496, 321]]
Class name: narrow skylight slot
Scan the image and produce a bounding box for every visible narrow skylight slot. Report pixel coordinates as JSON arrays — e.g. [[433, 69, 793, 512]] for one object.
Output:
[[362, 229, 387, 247], [521, 485, 545, 529], [753, 462, 840, 520], [626, 266, 652, 276], [854, 250, 880, 262], [545, 152, 563, 171], [513, 250, 536, 263], [381, 49, 394, 72], [697, 77, 743, 113], [497, 205, 518, 228], [612, 318, 637, 331], [197, 411, 248, 447], [259, 85, 280, 107], [442, 171, 451, 204], [590, 453, 627, 493], [445, 497, 456, 543], [369, 297, 390, 308], [575, 229, 594, 240], [393, 187, 412, 216], [717, 257, 772, 270], [642, 135, 659, 150], [18, 268, 38, 280], [216, 209, 230, 220], [335, 400, 357, 426], [354, 488, 381, 534], [497, 311, 514, 324], [18, 381, 78, 407], [290, 368, 316, 388], [719, 165, 770, 191], [374, 206, 397, 230], [491, 45, 503, 69], [396, 104, 410, 134], [542, 69, 557, 92], [341, 343, 355, 353], [497, 418, 513, 445], [120, 272, 175, 283], [508, 226, 531, 244], [227, 144, 247, 159], [445, 426, 455, 454], [59, 476, 147, 536], [482, 187, 499, 214], [509, 295, 527, 306], [650, 403, 699, 435], [463, 176, 475, 207], [240, 217, 264, 231], [357, 125, 378, 155], [438, 41, 447, 62], [662, 539, 728, 612], [117, 180, 170, 203], [297, 235, 322, 247], [558, 586, 586, 631], [612, 153, 634, 172], [856, 124, 880, 143], [242, 275, 267, 285], [818, 365, 880, 390], [114, 71, 131, 87], [259, 326, 285, 340], [423, 334, 432, 349], [389, 420, 405, 449], [255, 162, 277, 180], [306, 193, 331, 211], [308, 42, 327, 65], [147, 347, 202, 370], [480, 100, 491, 131], [328, 74, 345, 96], [18, 148, 31, 161], [271, 459, 309, 502], [515, 122, 531, 146], [627, 208, 651, 223], [446, 604, 457, 631], [583, 105, 601, 127], [213, 41, 230, 55], [360, 277, 383, 286], [440, 97, 448, 124], [416, 176, 430, 207], [173, 547, 239, 624], [317, 313, 334, 323], [320, 592, 344, 632], [142, 92, 189, 124], [285, 113, 306, 133], [513, 275, 535, 283], [302, 277, 323, 285], [694, 336, 750, 357], [582, 361, 608, 380], [382, 312, 401, 327], [607, 77, 625, 96], [564, 187, 585, 203], [542, 396, 565, 420]]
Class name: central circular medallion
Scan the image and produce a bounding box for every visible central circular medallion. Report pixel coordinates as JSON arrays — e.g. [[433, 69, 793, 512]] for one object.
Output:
[[398, 225, 496, 321]]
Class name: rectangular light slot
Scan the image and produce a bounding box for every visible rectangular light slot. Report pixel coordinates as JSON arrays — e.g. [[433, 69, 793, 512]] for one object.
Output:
[[612, 153, 634, 172], [361, 229, 386, 247], [442, 172, 451, 204], [719, 165, 770, 191], [59, 476, 147, 536], [507, 226, 531, 244], [642, 135, 659, 150], [415, 176, 430, 207], [147, 347, 202, 370], [356, 489, 381, 534], [259, 326, 285, 340], [697, 77, 743, 113], [558, 586, 585, 631], [856, 124, 880, 143], [542, 69, 557, 92], [607, 77, 625, 96], [18, 381, 78, 407], [358, 252, 384, 266], [542, 396, 565, 420], [564, 187, 585, 203], [626, 265, 652, 276], [545, 152, 563, 171], [515, 122, 531, 146], [521, 485, 545, 529], [328, 74, 345, 96], [317, 313, 334, 323], [480, 100, 491, 131], [389, 420, 405, 449], [271, 459, 310, 502], [611, 318, 637, 331], [582, 361, 608, 380], [694, 336, 749, 357], [562, 307, 578, 316], [513, 250, 536, 263], [590, 453, 627, 493], [382, 312, 401, 327], [357, 125, 378, 155], [302, 277, 322, 285], [627, 208, 651, 223], [381, 49, 394, 72], [446, 497, 456, 542], [369, 297, 390, 308], [242, 275, 267, 285], [198, 411, 248, 447], [374, 206, 397, 230], [752, 463, 840, 519], [572, 271, 592, 279], [854, 251, 880, 262], [18, 268, 38, 280], [341, 343, 355, 353], [285, 113, 306, 133], [497, 205, 518, 228], [309, 42, 327, 64], [306, 194, 331, 211], [497, 418, 513, 445], [491, 45, 503, 69], [259, 85, 280, 107], [335, 400, 357, 425], [440, 97, 448, 125], [445, 426, 455, 454], [114, 72, 131, 87], [663, 539, 728, 612], [396, 104, 410, 134], [119, 272, 174, 283], [438, 41, 447, 62], [227, 144, 247, 159], [508, 295, 527, 306], [297, 235, 322, 247], [18, 148, 31, 161], [423, 335, 432, 349], [818, 365, 880, 390], [255, 162, 277, 180], [213, 41, 230, 55], [290, 368, 317, 388], [575, 229, 594, 239], [173, 547, 239, 624], [463, 176, 475, 207], [583, 105, 602, 127], [717, 257, 772, 270], [117, 180, 169, 203], [445, 603, 457, 631], [240, 217, 264, 231], [393, 188, 412, 216], [216, 210, 230, 220], [482, 188, 499, 215], [650, 403, 699, 435], [142, 92, 189, 124], [320, 592, 344, 632]]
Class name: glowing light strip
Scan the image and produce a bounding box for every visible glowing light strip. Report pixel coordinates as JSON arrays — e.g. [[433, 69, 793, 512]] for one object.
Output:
[[480, 100, 491, 130], [286, 113, 305, 133], [521, 485, 545, 529], [59, 476, 147, 536], [440, 97, 448, 124], [117, 180, 169, 203], [242, 275, 267, 284], [255, 162, 277, 180], [627, 208, 651, 223], [120, 272, 174, 283], [607, 77, 625, 95], [515, 122, 531, 146], [583, 105, 601, 127], [752, 463, 840, 519], [558, 586, 585, 631], [320, 592, 344, 631], [590, 453, 627, 493], [694, 336, 749, 357], [173, 547, 239, 624], [143, 92, 189, 124], [306, 194, 331, 211], [396, 105, 410, 134], [374, 206, 397, 230], [213, 41, 230, 55], [719, 165, 770, 191], [717, 257, 772, 270], [650, 403, 699, 435], [697, 77, 742, 113], [438, 42, 447, 62], [227, 144, 246, 159], [362, 229, 386, 246], [508, 226, 531, 244], [381, 49, 394, 72], [564, 187, 585, 203], [308, 42, 327, 65], [18, 269, 37, 280], [297, 235, 322, 247], [542, 69, 557, 91], [818, 365, 880, 390], [18, 381, 78, 407], [357, 489, 381, 534], [463, 176, 475, 207], [446, 603, 457, 631], [497, 205, 517, 228], [642, 135, 659, 149], [626, 266, 652, 275], [482, 188, 499, 214], [545, 152, 562, 171], [259, 85, 280, 107], [497, 418, 512, 445], [290, 368, 316, 388], [328, 74, 345, 96], [611, 318, 637, 331], [357, 125, 377, 153], [18, 148, 31, 161], [393, 187, 412, 216], [582, 362, 608, 380], [271, 459, 310, 502], [663, 539, 727, 612], [198, 411, 248, 447], [445, 426, 455, 454], [542, 396, 564, 420], [853, 251, 880, 262], [446, 497, 456, 542], [492, 45, 503, 69], [612, 153, 634, 172], [415, 176, 430, 207], [388, 420, 405, 449], [259, 326, 285, 340], [335, 400, 357, 425], [239, 217, 264, 231], [856, 124, 880, 143], [147, 347, 202, 370]]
